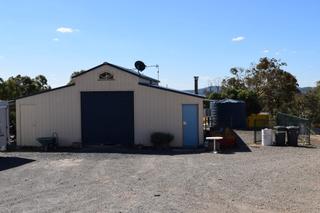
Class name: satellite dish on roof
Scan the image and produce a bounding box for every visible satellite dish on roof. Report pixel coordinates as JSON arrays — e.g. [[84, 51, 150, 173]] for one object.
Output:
[[134, 61, 146, 72]]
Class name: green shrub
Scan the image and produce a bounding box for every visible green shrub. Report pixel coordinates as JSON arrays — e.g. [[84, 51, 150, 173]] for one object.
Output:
[[150, 132, 174, 149]]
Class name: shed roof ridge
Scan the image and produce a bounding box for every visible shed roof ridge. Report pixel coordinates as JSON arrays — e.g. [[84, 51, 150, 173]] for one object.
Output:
[[72, 62, 160, 83]]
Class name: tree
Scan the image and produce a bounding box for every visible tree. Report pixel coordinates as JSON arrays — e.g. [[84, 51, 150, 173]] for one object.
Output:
[[298, 84, 320, 125], [68, 70, 86, 84], [207, 90, 261, 116], [246, 58, 299, 115], [207, 92, 223, 100], [221, 67, 247, 91], [0, 75, 51, 100], [215, 67, 261, 115], [0, 74, 51, 136], [209, 57, 299, 116]]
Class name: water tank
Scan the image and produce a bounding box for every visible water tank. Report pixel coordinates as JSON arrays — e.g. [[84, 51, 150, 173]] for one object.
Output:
[[209, 99, 247, 129], [209, 100, 218, 128]]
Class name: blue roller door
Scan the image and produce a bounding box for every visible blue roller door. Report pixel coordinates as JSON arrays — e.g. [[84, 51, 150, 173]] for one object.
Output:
[[81, 91, 134, 145]]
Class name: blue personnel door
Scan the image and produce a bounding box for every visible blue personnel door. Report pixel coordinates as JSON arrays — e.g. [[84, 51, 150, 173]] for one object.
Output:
[[182, 104, 199, 148]]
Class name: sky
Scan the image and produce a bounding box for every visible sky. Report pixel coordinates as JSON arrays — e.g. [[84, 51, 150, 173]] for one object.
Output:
[[0, 0, 320, 90]]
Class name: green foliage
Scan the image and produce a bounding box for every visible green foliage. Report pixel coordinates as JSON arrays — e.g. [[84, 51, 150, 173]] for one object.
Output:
[[246, 58, 298, 115], [207, 92, 223, 100], [150, 132, 174, 149], [68, 70, 86, 84], [221, 88, 261, 115], [297, 86, 320, 125], [207, 66, 261, 115], [237, 89, 262, 115], [208, 57, 299, 117], [0, 75, 51, 100], [0, 74, 51, 136]]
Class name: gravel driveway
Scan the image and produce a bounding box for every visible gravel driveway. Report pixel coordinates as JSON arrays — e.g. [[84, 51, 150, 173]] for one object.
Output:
[[0, 144, 319, 213]]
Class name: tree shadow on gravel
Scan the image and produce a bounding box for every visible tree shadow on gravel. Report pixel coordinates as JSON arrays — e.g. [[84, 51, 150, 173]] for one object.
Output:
[[219, 130, 252, 154], [0, 157, 35, 171], [76, 147, 208, 155]]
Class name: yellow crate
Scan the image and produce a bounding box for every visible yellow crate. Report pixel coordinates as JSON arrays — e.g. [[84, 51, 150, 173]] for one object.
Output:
[[248, 113, 270, 129]]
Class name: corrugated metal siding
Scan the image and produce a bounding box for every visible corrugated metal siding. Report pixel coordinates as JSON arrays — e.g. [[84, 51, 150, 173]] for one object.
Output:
[[135, 86, 203, 146], [16, 64, 203, 147], [17, 85, 80, 146]]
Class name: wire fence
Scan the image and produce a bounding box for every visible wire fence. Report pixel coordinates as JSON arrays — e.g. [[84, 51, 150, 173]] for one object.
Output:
[[253, 113, 311, 145], [276, 112, 311, 145]]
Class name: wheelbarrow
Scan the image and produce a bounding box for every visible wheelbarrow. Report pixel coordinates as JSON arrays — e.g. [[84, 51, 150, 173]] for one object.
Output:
[[36, 133, 58, 151]]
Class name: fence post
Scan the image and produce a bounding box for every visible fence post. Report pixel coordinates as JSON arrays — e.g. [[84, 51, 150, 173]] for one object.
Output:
[[254, 119, 256, 144], [307, 121, 311, 145]]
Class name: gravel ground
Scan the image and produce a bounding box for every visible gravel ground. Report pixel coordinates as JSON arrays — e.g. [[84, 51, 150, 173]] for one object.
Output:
[[0, 140, 319, 212]]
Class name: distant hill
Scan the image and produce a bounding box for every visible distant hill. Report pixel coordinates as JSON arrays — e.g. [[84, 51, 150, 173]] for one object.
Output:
[[184, 86, 313, 96], [184, 86, 221, 96], [299, 87, 313, 94]]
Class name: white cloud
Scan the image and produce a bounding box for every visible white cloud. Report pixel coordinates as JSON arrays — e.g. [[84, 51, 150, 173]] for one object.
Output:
[[232, 36, 245, 42], [56, 27, 76, 33], [53, 38, 60, 42], [263, 49, 269, 53]]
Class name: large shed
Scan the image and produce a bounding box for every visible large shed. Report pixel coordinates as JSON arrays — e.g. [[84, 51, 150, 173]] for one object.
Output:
[[16, 62, 204, 148]]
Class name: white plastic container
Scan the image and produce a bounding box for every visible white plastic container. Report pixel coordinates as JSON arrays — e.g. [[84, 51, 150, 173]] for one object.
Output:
[[262, 128, 273, 146]]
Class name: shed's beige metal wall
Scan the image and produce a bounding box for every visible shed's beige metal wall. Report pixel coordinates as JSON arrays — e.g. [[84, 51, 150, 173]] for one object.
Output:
[[16, 64, 203, 147], [16, 86, 80, 146]]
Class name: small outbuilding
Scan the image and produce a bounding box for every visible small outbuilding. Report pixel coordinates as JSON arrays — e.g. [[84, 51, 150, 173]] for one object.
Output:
[[16, 62, 204, 148]]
